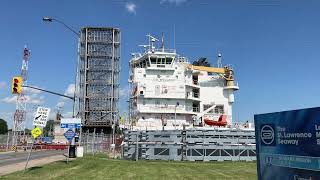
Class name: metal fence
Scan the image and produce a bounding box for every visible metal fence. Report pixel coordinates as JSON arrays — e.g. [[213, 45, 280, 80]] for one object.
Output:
[[123, 129, 256, 161], [81, 132, 122, 157], [0, 132, 33, 151]]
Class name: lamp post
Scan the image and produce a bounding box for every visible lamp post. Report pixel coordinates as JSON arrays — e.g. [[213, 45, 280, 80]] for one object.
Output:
[[42, 16, 79, 119], [42, 16, 80, 148]]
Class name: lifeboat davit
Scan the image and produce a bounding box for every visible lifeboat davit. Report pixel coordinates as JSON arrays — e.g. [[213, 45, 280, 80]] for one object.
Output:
[[204, 115, 227, 127]]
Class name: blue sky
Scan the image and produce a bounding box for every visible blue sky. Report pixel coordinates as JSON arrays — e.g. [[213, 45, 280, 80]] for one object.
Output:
[[0, 0, 319, 128]]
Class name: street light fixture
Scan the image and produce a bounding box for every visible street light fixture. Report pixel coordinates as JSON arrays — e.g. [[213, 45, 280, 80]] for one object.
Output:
[[42, 17, 80, 37], [42, 17, 53, 22]]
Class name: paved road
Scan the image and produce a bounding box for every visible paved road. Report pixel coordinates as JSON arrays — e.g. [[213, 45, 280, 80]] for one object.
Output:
[[0, 150, 66, 167]]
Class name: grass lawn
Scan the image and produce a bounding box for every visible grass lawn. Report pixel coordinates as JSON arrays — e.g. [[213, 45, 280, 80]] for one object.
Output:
[[1, 154, 257, 180]]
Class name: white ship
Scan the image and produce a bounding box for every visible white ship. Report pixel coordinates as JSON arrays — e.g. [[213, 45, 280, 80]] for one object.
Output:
[[128, 35, 239, 130]]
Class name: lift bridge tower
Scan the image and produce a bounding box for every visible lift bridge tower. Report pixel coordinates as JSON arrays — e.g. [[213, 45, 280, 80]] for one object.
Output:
[[78, 27, 120, 132]]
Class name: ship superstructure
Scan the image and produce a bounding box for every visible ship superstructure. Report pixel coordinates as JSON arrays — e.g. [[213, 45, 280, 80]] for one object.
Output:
[[128, 35, 239, 130]]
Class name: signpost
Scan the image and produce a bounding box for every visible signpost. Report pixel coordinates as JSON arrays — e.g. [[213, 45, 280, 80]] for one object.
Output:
[[33, 107, 50, 127], [25, 126, 43, 171], [60, 118, 82, 162], [64, 129, 76, 163], [25, 107, 50, 172], [64, 129, 76, 142], [255, 107, 320, 180]]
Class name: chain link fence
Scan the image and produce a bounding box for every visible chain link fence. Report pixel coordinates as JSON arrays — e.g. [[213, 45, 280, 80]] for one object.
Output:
[[81, 132, 123, 158]]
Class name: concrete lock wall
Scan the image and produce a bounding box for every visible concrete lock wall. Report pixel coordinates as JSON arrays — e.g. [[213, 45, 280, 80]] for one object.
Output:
[[123, 129, 256, 161]]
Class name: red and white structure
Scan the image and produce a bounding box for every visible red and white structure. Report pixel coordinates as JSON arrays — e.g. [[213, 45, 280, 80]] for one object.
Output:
[[12, 47, 30, 146]]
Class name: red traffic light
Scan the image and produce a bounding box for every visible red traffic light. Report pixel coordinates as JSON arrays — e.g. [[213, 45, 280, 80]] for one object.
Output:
[[12, 76, 22, 94]]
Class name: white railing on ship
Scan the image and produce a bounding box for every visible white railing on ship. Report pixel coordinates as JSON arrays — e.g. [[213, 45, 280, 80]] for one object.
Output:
[[152, 49, 176, 53]]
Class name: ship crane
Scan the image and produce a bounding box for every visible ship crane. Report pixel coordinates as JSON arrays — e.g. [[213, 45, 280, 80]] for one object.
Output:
[[193, 104, 216, 125], [187, 60, 239, 127]]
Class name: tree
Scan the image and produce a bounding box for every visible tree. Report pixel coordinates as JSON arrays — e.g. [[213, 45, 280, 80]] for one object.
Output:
[[43, 120, 55, 137], [0, 119, 8, 134], [24, 128, 31, 135]]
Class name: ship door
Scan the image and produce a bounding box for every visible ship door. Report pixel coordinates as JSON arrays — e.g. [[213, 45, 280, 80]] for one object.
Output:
[[192, 75, 198, 85], [155, 85, 160, 96]]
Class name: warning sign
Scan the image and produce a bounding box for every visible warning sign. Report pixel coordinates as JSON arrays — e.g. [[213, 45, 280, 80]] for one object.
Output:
[[31, 127, 42, 138], [33, 107, 50, 127]]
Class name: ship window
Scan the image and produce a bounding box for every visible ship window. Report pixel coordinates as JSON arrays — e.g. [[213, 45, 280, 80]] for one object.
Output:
[[166, 58, 172, 64], [155, 100, 160, 107], [150, 57, 156, 64], [203, 104, 214, 113], [214, 105, 224, 114], [143, 101, 146, 105]]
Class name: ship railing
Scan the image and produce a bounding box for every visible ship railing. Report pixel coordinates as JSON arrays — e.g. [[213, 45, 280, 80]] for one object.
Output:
[[185, 106, 200, 112], [152, 49, 176, 53]]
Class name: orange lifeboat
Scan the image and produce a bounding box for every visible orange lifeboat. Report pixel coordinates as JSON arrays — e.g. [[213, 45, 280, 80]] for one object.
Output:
[[204, 115, 227, 127]]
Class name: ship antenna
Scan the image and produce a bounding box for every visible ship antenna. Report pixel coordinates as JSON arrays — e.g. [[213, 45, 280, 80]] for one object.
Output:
[[173, 24, 176, 50], [161, 32, 165, 52], [146, 34, 159, 52], [139, 45, 150, 53], [217, 52, 222, 68]]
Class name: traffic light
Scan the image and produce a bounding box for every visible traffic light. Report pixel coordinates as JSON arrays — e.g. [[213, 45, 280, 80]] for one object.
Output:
[[12, 76, 23, 94]]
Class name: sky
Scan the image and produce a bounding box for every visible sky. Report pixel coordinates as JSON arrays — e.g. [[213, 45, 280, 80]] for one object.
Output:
[[0, 0, 319, 129]]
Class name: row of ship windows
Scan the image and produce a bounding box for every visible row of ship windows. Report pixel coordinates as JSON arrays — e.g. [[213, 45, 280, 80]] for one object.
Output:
[[131, 57, 174, 68], [140, 101, 224, 114]]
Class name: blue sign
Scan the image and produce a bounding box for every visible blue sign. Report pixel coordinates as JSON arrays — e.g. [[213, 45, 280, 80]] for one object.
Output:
[[64, 129, 76, 142], [43, 137, 52, 144], [61, 123, 81, 129], [255, 107, 320, 180]]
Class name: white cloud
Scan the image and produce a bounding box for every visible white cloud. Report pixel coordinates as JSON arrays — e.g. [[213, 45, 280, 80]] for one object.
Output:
[[1, 96, 17, 104], [125, 2, 137, 14], [160, 0, 187, 5], [119, 86, 130, 99], [23, 86, 43, 94], [0, 81, 7, 89], [56, 101, 65, 108], [1, 94, 44, 105], [64, 84, 75, 97], [26, 95, 44, 104]]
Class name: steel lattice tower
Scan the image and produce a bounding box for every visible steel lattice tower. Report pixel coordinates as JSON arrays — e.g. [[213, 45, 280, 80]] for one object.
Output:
[[12, 47, 30, 146], [78, 27, 120, 131]]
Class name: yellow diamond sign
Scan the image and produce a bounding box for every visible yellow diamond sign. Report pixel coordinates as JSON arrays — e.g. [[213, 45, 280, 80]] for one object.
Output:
[[31, 127, 42, 138]]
